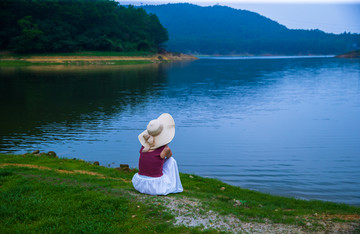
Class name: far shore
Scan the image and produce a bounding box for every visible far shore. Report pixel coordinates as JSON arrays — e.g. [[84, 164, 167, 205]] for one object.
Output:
[[195, 54, 336, 57], [335, 50, 360, 58], [0, 51, 198, 66], [2, 50, 357, 67]]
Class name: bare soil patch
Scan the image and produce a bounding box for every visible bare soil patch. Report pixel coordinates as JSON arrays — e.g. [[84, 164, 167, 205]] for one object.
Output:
[[161, 196, 359, 233]]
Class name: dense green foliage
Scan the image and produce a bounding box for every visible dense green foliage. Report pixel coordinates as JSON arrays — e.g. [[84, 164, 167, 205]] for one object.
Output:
[[0, 0, 168, 53], [142, 3, 360, 55]]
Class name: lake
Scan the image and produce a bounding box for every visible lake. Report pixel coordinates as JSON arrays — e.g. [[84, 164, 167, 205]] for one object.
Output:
[[1, 56, 360, 205]]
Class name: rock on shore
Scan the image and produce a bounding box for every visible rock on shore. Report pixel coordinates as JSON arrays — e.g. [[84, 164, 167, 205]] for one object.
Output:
[[336, 50, 360, 58]]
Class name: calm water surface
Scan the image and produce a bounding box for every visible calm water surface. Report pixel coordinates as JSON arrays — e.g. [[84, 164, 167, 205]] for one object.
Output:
[[1, 57, 360, 205]]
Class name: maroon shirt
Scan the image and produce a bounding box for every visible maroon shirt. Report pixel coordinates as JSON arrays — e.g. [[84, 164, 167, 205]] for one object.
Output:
[[138, 145, 166, 177]]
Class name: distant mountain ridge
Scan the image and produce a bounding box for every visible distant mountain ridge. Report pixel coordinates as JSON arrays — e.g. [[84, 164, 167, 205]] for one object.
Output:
[[142, 3, 360, 55]]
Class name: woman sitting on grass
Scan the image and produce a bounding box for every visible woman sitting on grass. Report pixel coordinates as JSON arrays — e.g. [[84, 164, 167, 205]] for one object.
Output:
[[132, 113, 183, 195]]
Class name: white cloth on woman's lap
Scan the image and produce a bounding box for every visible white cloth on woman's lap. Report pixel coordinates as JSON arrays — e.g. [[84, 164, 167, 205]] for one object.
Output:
[[132, 157, 183, 195]]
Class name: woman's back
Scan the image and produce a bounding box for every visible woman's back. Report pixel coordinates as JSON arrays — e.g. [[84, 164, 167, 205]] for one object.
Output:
[[138, 145, 166, 177]]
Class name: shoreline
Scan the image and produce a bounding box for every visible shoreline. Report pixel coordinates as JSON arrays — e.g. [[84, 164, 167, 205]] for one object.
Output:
[[1, 153, 359, 232], [193, 53, 336, 57], [0, 52, 198, 66], [196, 55, 335, 60], [335, 50, 360, 58]]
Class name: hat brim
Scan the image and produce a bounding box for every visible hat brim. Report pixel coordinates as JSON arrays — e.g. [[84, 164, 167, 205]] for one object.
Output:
[[138, 113, 175, 149]]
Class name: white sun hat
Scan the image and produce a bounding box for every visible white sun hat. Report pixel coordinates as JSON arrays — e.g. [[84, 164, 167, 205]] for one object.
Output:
[[138, 113, 175, 151]]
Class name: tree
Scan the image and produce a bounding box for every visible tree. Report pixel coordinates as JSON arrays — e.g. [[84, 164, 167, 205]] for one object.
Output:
[[0, 0, 169, 53]]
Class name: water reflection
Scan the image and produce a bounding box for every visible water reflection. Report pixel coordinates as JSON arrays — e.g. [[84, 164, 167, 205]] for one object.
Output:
[[0, 64, 167, 150]]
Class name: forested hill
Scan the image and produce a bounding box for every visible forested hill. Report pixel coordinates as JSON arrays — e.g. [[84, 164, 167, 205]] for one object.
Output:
[[0, 0, 168, 53], [142, 3, 360, 55]]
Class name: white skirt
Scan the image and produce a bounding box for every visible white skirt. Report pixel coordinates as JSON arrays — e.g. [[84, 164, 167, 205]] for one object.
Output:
[[132, 157, 183, 195]]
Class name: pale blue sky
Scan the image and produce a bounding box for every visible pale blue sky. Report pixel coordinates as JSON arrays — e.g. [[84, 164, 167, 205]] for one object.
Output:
[[120, 0, 360, 34]]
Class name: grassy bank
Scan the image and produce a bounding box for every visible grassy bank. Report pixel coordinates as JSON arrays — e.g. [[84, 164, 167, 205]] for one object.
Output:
[[0, 51, 198, 67], [1, 153, 359, 233], [0, 60, 152, 67]]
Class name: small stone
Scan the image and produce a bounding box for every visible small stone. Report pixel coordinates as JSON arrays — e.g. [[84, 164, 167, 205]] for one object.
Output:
[[93, 161, 100, 166], [306, 222, 312, 227], [32, 150, 40, 154], [233, 200, 242, 207], [115, 164, 131, 172], [220, 187, 225, 191], [314, 213, 318, 216], [120, 164, 129, 169], [137, 205, 140, 208], [47, 151, 57, 157], [131, 215, 136, 218], [189, 175, 194, 178]]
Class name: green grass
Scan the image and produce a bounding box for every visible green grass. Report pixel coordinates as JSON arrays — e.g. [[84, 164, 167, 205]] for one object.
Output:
[[0, 50, 155, 67], [1, 154, 359, 232], [181, 174, 360, 223], [0, 61, 63, 66], [0, 154, 201, 233]]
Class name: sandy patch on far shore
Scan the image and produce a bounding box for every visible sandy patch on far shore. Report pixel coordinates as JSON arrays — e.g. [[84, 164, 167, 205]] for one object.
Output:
[[1, 53, 198, 63]]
